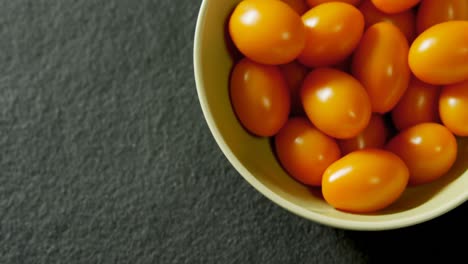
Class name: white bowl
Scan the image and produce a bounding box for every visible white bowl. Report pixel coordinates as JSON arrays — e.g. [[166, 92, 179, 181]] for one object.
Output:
[[193, 0, 468, 230]]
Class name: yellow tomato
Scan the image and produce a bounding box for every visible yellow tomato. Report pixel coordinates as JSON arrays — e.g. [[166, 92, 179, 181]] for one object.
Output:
[[371, 0, 420, 14], [352, 22, 410, 113], [359, 0, 416, 42], [230, 58, 290, 137], [386, 123, 458, 186], [301, 68, 372, 139], [409, 21, 468, 85], [391, 77, 441, 131], [275, 117, 341, 186], [322, 149, 409, 213], [439, 80, 468, 136], [229, 0, 306, 65], [307, 0, 361, 7], [338, 114, 389, 155], [299, 2, 364, 67], [417, 0, 468, 34]]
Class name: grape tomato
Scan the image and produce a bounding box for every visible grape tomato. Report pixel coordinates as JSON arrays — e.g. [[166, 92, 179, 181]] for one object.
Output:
[[301, 68, 372, 139], [306, 0, 361, 7], [409, 21, 468, 85], [275, 117, 341, 186], [359, 0, 416, 42], [229, 0, 306, 65], [322, 149, 409, 213], [299, 2, 364, 67], [371, 0, 420, 14], [386, 123, 458, 186], [352, 22, 410, 113], [338, 114, 389, 155], [439, 80, 468, 136], [230, 58, 290, 137], [391, 77, 441, 131], [417, 0, 468, 34]]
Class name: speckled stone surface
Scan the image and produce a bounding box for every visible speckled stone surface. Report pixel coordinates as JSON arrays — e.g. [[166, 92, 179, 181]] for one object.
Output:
[[0, 1, 466, 263]]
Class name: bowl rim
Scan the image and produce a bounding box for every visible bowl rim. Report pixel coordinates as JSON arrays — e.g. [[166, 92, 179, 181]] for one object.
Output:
[[192, 0, 467, 231]]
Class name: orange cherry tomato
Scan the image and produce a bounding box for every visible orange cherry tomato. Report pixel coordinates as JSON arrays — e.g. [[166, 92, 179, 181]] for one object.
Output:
[[298, 2, 364, 67], [370, 0, 420, 14], [229, 0, 306, 65], [352, 22, 410, 113], [417, 0, 468, 34], [301, 68, 372, 139], [307, 0, 361, 7], [386, 123, 458, 186], [338, 114, 389, 155], [359, 0, 416, 42], [230, 58, 290, 136], [275, 117, 341, 186], [391, 77, 441, 131], [322, 149, 409, 213], [282, 0, 310, 15], [439, 79, 468, 136], [409, 21, 468, 85], [279, 61, 309, 115]]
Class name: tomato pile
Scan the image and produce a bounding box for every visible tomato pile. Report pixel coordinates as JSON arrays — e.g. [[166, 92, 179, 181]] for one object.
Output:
[[227, 0, 468, 213]]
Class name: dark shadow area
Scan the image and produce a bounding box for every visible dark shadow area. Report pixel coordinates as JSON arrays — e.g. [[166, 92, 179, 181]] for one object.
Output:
[[346, 202, 468, 262]]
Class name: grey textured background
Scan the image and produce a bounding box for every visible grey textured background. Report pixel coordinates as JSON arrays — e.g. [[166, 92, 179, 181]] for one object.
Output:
[[0, 0, 466, 263]]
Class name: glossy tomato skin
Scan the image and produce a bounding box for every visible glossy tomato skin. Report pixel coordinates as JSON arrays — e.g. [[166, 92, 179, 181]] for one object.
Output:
[[371, 0, 420, 14], [338, 114, 389, 155], [409, 21, 468, 85], [301, 68, 372, 139], [417, 0, 468, 34], [322, 149, 409, 213], [306, 0, 360, 7], [230, 58, 290, 137], [352, 22, 410, 113], [229, 0, 306, 65], [299, 2, 364, 67], [279, 61, 309, 115], [359, 0, 416, 42], [439, 80, 468, 136], [282, 0, 310, 15], [386, 123, 458, 186], [275, 117, 341, 186], [391, 77, 441, 131]]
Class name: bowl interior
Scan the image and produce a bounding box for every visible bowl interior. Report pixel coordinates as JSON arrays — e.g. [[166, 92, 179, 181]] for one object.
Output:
[[193, 0, 468, 230]]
